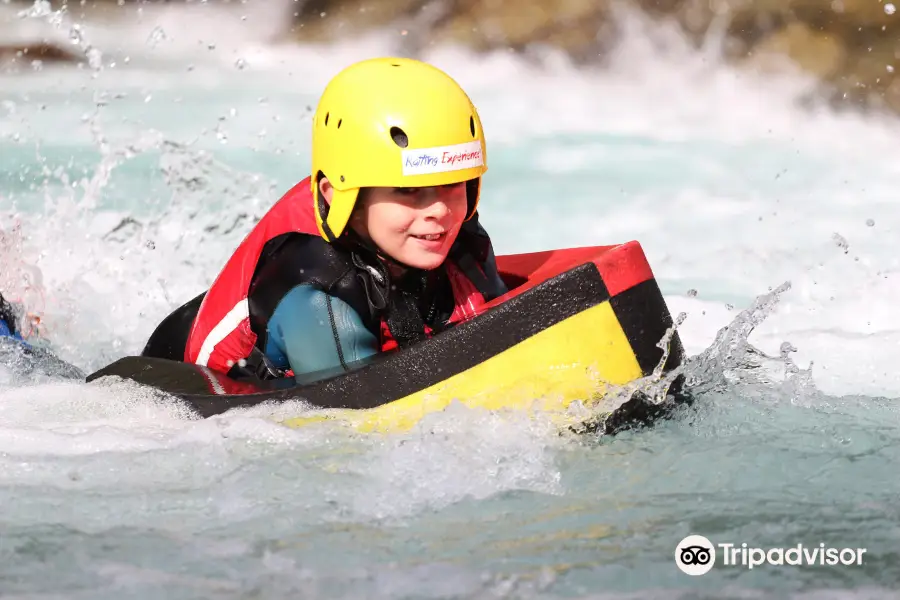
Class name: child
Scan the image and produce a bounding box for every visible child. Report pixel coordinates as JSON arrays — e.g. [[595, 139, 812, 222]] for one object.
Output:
[[143, 57, 509, 383]]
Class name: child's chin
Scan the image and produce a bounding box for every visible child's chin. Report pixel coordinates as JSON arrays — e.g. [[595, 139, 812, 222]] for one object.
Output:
[[399, 252, 447, 270]]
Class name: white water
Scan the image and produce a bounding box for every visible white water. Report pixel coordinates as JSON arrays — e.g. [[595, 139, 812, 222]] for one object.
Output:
[[1, 2, 899, 598]]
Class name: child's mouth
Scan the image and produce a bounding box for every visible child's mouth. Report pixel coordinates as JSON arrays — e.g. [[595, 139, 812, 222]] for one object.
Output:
[[412, 233, 445, 242]]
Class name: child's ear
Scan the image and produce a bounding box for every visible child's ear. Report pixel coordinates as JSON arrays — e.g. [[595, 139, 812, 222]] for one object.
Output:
[[318, 176, 334, 205]]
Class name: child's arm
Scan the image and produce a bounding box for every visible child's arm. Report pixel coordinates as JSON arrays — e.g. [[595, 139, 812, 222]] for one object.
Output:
[[265, 284, 380, 382]]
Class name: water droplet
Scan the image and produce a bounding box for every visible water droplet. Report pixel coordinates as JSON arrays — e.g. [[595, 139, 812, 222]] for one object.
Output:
[[687, 289, 698, 297], [86, 47, 103, 70], [147, 26, 167, 47], [69, 24, 83, 45], [235, 58, 246, 70], [207, 43, 216, 50], [17, 0, 53, 19], [145, 240, 156, 250], [832, 232, 849, 254], [866, 218, 875, 227], [886, 3, 896, 14]]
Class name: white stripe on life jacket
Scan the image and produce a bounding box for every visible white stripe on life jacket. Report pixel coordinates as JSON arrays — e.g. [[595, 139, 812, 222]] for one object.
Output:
[[195, 299, 250, 367]]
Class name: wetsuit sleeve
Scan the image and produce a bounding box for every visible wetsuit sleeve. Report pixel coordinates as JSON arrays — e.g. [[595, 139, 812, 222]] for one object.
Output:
[[265, 284, 380, 381], [0, 294, 24, 341], [0, 318, 20, 340]]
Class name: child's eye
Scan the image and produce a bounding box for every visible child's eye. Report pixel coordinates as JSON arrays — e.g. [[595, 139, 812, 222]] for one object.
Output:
[[394, 187, 419, 196]]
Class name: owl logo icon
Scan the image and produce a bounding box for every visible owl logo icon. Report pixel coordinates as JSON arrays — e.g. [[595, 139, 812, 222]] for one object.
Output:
[[675, 535, 716, 575]]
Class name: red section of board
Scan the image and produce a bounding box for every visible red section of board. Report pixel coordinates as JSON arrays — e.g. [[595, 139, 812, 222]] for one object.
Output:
[[472, 240, 654, 319], [592, 241, 654, 297]]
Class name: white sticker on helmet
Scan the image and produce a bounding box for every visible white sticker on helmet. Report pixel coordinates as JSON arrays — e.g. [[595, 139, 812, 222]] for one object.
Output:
[[401, 140, 483, 176]]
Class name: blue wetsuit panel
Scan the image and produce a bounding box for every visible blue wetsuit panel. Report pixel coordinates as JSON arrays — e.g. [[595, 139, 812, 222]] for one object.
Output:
[[0, 318, 23, 341], [264, 284, 379, 381]]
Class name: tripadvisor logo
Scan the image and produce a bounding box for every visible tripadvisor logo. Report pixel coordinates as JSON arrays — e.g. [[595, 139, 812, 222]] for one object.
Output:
[[675, 535, 715, 576], [675, 535, 867, 575]]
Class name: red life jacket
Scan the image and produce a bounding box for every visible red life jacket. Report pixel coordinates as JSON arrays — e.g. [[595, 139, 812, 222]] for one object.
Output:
[[184, 176, 491, 375]]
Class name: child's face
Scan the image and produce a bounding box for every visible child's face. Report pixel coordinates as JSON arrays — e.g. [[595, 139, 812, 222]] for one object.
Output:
[[356, 183, 469, 270], [323, 178, 469, 270]]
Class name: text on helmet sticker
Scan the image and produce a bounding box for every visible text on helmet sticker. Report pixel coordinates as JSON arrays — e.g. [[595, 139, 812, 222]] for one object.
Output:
[[401, 140, 483, 176]]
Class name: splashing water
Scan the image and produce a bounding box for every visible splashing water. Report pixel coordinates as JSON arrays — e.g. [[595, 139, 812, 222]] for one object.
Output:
[[1, 3, 900, 598]]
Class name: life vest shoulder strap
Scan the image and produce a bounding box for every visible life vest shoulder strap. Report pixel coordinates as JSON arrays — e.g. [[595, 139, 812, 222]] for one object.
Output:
[[247, 232, 382, 351]]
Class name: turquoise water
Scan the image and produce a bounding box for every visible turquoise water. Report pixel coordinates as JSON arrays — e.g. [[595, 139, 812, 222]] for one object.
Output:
[[2, 3, 900, 598]]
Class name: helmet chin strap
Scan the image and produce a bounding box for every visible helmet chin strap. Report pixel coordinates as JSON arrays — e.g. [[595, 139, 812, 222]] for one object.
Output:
[[344, 228, 420, 275], [315, 186, 340, 244]]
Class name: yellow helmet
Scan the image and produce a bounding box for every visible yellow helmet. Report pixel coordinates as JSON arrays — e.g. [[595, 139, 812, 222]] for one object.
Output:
[[310, 57, 487, 242]]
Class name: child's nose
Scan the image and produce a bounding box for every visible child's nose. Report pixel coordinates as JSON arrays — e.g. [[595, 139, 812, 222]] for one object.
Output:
[[424, 198, 451, 219]]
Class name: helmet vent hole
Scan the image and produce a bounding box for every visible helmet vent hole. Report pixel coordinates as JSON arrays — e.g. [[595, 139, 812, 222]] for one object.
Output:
[[337, 118, 342, 129], [391, 63, 400, 67], [470, 116, 476, 137], [390, 126, 409, 148], [324, 112, 329, 126]]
